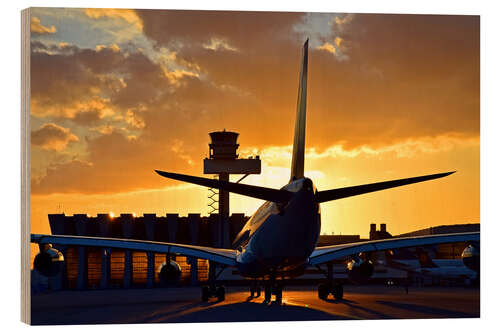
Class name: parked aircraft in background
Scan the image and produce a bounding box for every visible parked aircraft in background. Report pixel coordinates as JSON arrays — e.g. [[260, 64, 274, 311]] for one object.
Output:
[[383, 246, 478, 284]]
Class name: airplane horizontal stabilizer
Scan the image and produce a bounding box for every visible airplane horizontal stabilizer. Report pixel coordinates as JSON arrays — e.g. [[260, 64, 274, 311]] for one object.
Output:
[[315, 171, 455, 203], [155, 170, 293, 203]]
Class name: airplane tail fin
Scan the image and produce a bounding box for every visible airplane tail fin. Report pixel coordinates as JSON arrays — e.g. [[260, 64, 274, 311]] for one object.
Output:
[[290, 39, 309, 182]]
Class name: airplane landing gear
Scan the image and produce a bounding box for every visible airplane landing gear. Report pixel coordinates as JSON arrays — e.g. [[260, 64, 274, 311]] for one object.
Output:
[[318, 283, 329, 300], [332, 282, 343, 300], [201, 284, 225, 302], [216, 285, 226, 301], [202, 285, 209, 301], [317, 262, 344, 300], [201, 262, 226, 302], [250, 286, 262, 298], [263, 274, 284, 304], [264, 284, 272, 303], [274, 283, 283, 304], [250, 279, 261, 298], [318, 281, 343, 300]]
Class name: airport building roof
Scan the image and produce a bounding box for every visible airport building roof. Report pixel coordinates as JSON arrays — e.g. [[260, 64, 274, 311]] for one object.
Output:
[[396, 223, 479, 238]]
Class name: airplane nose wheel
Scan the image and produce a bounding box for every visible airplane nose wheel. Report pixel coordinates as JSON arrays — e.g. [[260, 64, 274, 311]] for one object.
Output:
[[263, 277, 283, 304], [250, 279, 262, 298]]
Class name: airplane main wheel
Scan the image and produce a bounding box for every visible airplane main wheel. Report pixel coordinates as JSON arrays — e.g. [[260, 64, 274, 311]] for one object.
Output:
[[318, 283, 329, 300], [333, 283, 343, 300], [264, 284, 272, 303], [250, 286, 261, 298], [201, 286, 210, 302], [216, 285, 225, 302], [275, 287, 283, 305]]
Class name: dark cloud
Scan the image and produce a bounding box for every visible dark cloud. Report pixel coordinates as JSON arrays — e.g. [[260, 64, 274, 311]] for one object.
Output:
[[72, 109, 102, 125], [31, 131, 197, 195], [31, 48, 101, 109], [31, 123, 79, 151], [306, 14, 480, 148], [30, 41, 169, 122], [136, 10, 301, 51]]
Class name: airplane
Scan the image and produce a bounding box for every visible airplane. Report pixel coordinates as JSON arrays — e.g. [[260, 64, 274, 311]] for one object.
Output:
[[383, 247, 478, 283], [31, 39, 479, 304]]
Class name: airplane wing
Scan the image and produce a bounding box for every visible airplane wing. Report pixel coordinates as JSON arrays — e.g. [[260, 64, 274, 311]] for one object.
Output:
[[31, 234, 237, 266], [308, 232, 479, 266]]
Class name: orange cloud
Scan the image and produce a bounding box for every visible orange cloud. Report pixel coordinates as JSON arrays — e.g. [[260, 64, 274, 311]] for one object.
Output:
[[84, 8, 143, 31], [163, 68, 200, 86], [31, 96, 115, 121], [96, 44, 120, 52], [335, 14, 354, 27], [30, 17, 56, 35], [318, 42, 337, 54], [124, 109, 145, 129], [239, 134, 479, 168], [90, 124, 114, 135], [316, 37, 348, 60], [31, 123, 79, 151], [203, 37, 239, 52]]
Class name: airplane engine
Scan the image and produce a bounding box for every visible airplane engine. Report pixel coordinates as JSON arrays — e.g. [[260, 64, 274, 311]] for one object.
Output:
[[33, 244, 64, 277], [346, 255, 374, 284], [461, 243, 480, 273], [158, 260, 182, 284]]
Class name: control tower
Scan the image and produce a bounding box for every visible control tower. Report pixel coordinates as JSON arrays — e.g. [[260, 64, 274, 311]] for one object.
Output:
[[204, 130, 261, 248]]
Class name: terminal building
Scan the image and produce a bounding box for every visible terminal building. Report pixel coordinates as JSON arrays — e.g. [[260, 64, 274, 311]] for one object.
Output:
[[38, 212, 249, 290]]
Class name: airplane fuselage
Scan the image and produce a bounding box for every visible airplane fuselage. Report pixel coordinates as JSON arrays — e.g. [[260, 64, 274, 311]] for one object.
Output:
[[235, 178, 321, 278]]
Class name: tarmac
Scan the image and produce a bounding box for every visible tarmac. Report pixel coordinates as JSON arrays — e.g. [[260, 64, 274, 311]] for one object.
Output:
[[31, 284, 480, 325]]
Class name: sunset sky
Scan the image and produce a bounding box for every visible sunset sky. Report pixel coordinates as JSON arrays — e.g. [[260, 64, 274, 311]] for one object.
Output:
[[30, 8, 479, 240]]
